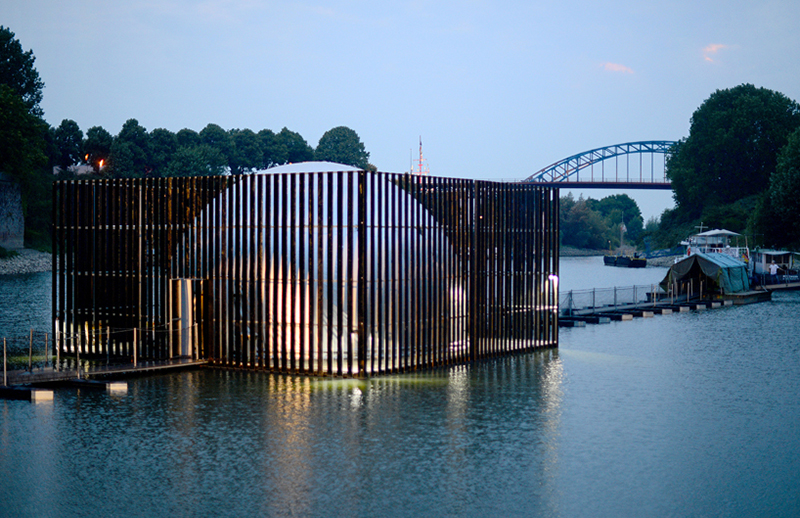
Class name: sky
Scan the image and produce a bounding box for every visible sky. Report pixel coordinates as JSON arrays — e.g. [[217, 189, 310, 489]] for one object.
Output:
[[5, 0, 800, 222]]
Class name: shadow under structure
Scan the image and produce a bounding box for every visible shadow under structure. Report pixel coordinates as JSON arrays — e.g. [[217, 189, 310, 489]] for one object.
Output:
[[52, 166, 559, 377]]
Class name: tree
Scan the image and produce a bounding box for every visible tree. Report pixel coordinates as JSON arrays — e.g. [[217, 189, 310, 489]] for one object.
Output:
[[84, 126, 112, 173], [0, 26, 44, 117], [276, 127, 313, 164], [0, 84, 46, 180], [315, 126, 370, 169], [559, 194, 610, 249], [199, 123, 232, 168], [667, 84, 800, 219], [165, 144, 227, 177], [52, 119, 83, 171], [228, 128, 263, 174], [587, 194, 644, 241], [109, 118, 151, 177], [760, 127, 800, 247], [176, 128, 199, 148], [257, 129, 279, 168], [149, 128, 178, 177]]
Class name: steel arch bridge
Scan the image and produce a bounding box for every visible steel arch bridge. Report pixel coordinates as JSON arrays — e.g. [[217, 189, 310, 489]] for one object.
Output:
[[524, 140, 677, 189]]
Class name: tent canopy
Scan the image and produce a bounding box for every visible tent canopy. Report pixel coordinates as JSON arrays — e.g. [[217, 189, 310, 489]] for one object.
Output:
[[660, 252, 750, 294]]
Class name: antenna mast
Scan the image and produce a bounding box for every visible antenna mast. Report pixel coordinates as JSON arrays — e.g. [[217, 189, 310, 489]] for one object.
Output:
[[414, 136, 429, 176]]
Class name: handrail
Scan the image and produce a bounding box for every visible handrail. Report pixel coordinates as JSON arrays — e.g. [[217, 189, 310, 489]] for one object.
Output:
[[559, 284, 666, 316]]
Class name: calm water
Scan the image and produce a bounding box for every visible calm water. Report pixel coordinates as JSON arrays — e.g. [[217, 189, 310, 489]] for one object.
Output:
[[1, 261, 799, 517]]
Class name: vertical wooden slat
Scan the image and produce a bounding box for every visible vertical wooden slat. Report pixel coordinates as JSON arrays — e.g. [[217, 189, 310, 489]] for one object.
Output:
[[294, 173, 308, 373], [289, 173, 297, 372], [316, 172, 325, 374], [357, 170, 367, 376], [53, 172, 560, 377]]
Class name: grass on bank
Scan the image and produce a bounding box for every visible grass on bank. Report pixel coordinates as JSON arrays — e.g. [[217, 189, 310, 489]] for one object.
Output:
[[0, 246, 20, 259]]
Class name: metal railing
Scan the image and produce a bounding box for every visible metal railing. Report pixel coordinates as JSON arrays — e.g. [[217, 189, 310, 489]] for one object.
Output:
[[559, 284, 667, 316]]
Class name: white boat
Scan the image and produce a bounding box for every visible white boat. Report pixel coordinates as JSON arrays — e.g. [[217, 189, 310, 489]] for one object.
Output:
[[679, 229, 750, 265]]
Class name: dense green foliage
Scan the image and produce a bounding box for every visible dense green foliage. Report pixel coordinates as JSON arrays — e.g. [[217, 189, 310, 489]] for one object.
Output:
[[642, 84, 800, 251], [42, 121, 357, 179], [0, 28, 50, 250], [0, 245, 20, 259], [315, 126, 370, 169], [53, 119, 83, 171], [0, 26, 44, 117], [757, 127, 800, 248], [560, 193, 643, 250], [667, 84, 800, 219], [0, 84, 47, 181]]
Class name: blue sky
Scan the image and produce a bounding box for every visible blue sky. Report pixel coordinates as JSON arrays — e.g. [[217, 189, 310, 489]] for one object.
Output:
[[6, 0, 800, 221]]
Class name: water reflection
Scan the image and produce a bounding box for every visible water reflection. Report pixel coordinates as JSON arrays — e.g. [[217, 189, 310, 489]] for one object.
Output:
[[0, 350, 564, 517]]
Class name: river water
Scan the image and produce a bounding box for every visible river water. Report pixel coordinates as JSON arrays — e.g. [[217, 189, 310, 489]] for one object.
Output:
[[1, 260, 799, 517]]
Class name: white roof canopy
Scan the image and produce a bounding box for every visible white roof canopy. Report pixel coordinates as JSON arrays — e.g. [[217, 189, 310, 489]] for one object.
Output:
[[257, 161, 361, 174], [696, 229, 741, 237]]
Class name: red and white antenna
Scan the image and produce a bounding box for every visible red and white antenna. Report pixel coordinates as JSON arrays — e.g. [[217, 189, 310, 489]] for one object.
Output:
[[414, 136, 429, 176]]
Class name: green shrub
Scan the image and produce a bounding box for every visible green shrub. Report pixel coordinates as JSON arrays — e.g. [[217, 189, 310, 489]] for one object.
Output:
[[0, 246, 20, 259]]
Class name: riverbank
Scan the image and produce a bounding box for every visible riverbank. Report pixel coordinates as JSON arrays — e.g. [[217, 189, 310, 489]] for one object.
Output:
[[560, 246, 606, 257], [0, 248, 51, 275], [561, 245, 680, 267]]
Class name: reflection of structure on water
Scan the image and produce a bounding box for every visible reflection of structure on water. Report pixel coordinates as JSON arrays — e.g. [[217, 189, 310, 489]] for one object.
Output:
[[52, 163, 559, 376]]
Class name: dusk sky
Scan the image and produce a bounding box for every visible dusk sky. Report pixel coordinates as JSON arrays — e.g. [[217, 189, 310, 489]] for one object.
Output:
[[6, 0, 800, 221]]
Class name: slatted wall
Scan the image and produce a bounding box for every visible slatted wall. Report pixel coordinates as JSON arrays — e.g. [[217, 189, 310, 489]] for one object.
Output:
[[53, 171, 558, 376]]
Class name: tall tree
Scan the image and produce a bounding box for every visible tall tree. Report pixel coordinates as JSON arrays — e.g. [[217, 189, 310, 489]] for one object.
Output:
[[0, 84, 46, 180], [560, 196, 608, 249], [109, 118, 151, 177], [667, 84, 800, 219], [315, 126, 370, 169], [176, 128, 199, 148], [228, 128, 263, 174], [0, 26, 44, 117], [761, 127, 800, 248], [199, 123, 232, 169], [84, 126, 112, 173], [587, 193, 644, 241], [276, 127, 313, 164], [258, 129, 279, 168], [165, 144, 226, 177], [53, 119, 83, 171], [149, 128, 178, 177]]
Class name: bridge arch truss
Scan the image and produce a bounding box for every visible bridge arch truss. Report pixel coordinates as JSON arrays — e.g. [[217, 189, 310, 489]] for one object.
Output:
[[524, 140, 677, 188]]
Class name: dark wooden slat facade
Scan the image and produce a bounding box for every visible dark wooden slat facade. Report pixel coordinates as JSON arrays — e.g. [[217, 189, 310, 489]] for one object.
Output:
[[53, 171, 559, 376]]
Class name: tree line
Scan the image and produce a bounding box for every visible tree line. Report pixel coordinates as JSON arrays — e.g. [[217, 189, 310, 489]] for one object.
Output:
[[52, 120, 371, 179], [560, 193, 644, 251], [1, 26, 371, 250]]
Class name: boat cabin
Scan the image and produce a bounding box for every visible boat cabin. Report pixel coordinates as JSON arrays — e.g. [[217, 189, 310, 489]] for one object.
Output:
[[681, 229, 750, 264], [751, 249, 800, 282]]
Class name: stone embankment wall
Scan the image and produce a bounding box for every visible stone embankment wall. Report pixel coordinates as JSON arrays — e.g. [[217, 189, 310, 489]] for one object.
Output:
[[0, 175, 25, 250]]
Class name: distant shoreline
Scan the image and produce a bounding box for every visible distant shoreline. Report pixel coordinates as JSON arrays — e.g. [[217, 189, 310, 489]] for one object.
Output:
[[560, 246, 680, 267], [560, 246, 606, 257], [0, 249, 51, 275]]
